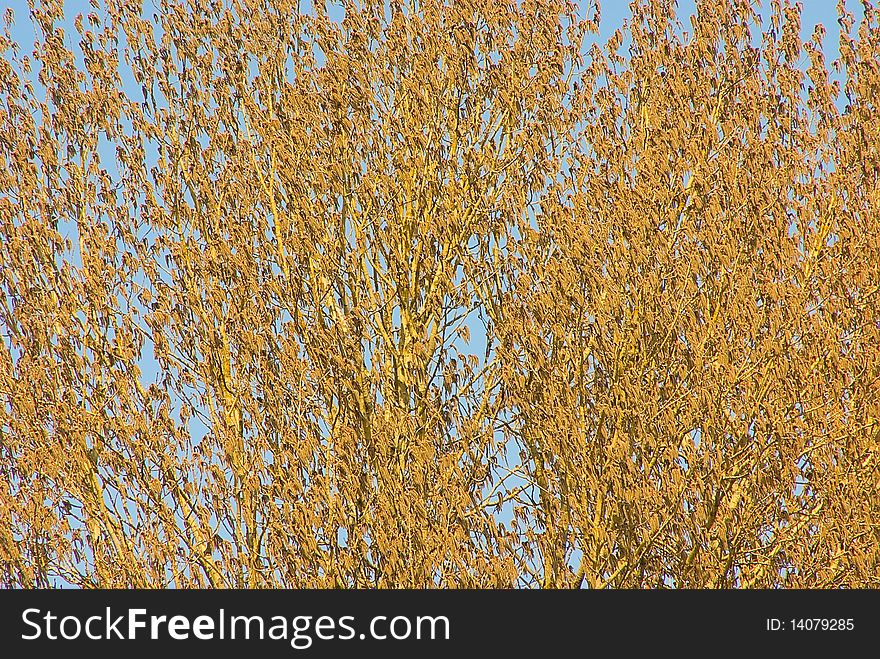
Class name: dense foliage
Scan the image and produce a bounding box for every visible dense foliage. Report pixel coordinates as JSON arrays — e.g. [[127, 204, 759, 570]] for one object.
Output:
[[1, 0, 878, 587]]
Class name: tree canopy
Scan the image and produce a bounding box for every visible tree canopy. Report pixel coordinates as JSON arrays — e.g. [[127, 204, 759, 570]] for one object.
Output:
[[1, 0, 879, 587]]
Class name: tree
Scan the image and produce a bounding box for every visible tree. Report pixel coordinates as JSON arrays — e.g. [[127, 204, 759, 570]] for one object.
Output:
[[1, 0, 878, 588]]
